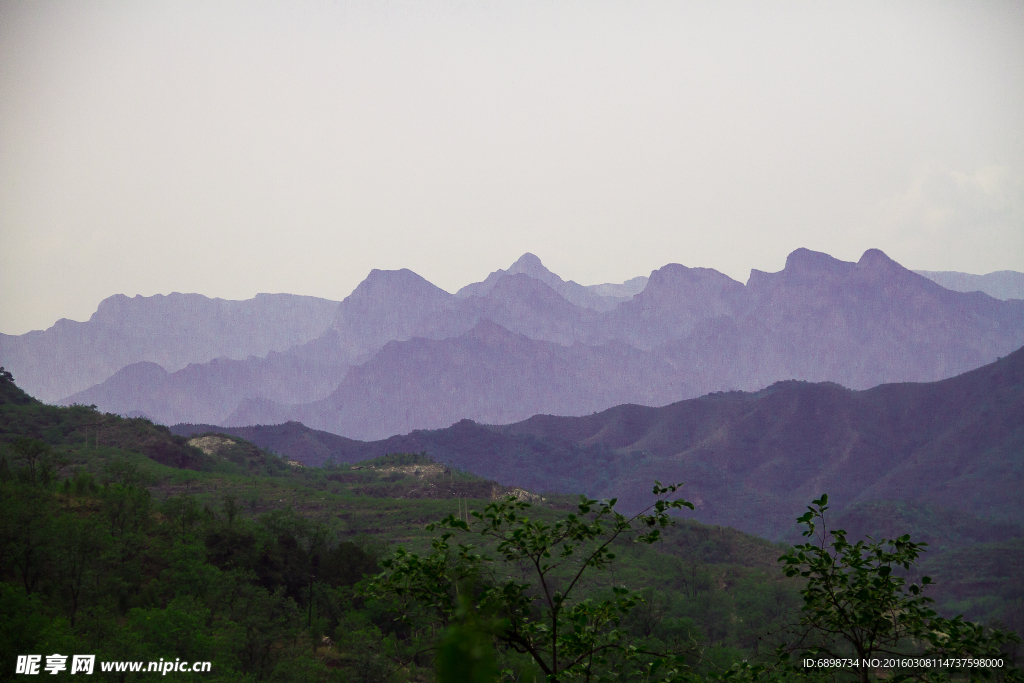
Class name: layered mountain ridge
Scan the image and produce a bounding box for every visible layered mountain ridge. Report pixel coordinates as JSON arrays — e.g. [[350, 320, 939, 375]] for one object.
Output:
[[4, 249, 1022, 439]]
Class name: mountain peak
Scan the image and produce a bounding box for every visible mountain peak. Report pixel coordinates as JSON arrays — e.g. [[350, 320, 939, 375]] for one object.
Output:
[[347, 268, 454, 302], [858, 248, 901, 271], [784, 248, 850, 275], [642, 263, 744, 296], [507, 253, 563, 285], [362, 268, 428, 286], [510, 253, 544, 270]]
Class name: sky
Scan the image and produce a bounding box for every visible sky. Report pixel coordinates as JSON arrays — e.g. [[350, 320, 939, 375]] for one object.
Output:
[[1, 0, 1022, 335]]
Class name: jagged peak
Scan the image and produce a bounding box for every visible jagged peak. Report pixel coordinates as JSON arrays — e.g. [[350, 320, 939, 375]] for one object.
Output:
[[460, 318, 537, 345], [746, 248, 857, 288], [362, 267, 427, 283]]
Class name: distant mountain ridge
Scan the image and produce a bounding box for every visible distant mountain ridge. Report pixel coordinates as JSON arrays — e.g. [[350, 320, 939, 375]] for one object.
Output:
[[7, 249, 1024, 436], [0, 292, 340, 402], [915, 269, 1024, 300], [225, 248, 1024, 439], [226, 318, 689, 438], [457, 252, 645, 311]]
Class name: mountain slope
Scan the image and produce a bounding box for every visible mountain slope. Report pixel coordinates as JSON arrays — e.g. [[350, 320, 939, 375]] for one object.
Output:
[[229, 248, 1024, 437], [456, 274, 601, 345], [591, 262, 747, 350], [238, 345, 1024, 540], [60, 343, 349, 426], [497, 342, 1024, 535], [728, 248, 1024, 388]]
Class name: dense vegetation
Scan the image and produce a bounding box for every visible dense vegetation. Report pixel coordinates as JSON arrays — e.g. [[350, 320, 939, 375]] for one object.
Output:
[[1, 368, 1020, 681]]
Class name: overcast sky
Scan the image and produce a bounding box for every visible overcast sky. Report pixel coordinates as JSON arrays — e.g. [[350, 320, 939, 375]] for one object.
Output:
[[1, 0, 1022, 334]]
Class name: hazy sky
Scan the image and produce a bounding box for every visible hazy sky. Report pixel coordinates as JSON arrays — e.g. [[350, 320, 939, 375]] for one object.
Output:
[[2, 0, 1022, 335]]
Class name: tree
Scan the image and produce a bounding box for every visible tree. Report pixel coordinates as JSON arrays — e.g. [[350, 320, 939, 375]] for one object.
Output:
[[161, 494, 203, 543], [10, 437, 52, 485], [364, 482, 695, 682], [3, 486, 54, 594], [774, 494, 1021, 683], [52, 515, 108, 625]]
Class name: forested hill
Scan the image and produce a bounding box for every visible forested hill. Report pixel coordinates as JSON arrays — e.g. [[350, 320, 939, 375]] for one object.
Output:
[[0, 365, 827, 680], [175, 344, 1024, 541], [172, 420, 363, 465], [0, 365, 282, 474]]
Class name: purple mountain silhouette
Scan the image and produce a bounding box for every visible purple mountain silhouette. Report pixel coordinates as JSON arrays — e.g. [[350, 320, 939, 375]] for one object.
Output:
[[457, 252, 642, 311], [915, 269, 1024, 301], [228, 319, 688, 440], [456, 274, 600, 345], [61, 336, 349, 425], [26, 249, 1024, 436], [329, 268, 461, 362], [0, 292, 339, 402], [591, 263, 748, 349], [731, 248, 1023, 388]]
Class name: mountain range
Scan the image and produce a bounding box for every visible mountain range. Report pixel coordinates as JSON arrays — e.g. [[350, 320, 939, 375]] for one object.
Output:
[[0, 292, 339, 402], [174, 344, 1024, 541], [2, 250, 1022, 440]]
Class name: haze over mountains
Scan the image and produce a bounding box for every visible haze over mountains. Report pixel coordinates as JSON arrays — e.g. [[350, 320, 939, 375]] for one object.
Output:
[[2, 249, 1022, 441]]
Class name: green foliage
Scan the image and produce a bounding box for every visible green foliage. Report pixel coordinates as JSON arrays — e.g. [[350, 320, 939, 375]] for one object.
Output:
[[3, 375, 1018, 682], [774, 494, 1022, 682], [375, 451, 434, 467], [435, 597, 502, 683], [0, 584, 61, 676], [365, 482, 696, 682]]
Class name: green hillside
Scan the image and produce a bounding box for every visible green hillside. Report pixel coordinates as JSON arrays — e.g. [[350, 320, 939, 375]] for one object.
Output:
[[1, 369, 817, 681], [3, 364, 1021, 681]]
